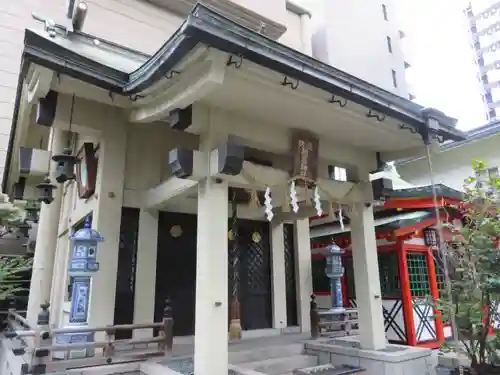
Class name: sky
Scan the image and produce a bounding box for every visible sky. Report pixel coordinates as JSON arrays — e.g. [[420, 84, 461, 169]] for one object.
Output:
[[296, 0, 485, 131]]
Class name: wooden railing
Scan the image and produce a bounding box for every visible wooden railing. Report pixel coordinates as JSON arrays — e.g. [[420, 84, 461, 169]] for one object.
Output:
[[3, 299, 174, 374], [310, 295, 359, 339]]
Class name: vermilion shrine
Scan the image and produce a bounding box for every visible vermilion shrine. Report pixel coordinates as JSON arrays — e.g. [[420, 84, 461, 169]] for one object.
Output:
[[310, 184, 463, 348]]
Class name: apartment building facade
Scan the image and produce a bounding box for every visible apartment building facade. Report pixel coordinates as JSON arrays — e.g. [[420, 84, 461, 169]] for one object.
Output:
[[311, 0, 413, 99], [465, 0, 500, 121], [397, 121, 500, 191], [0, 0, 312, 191]]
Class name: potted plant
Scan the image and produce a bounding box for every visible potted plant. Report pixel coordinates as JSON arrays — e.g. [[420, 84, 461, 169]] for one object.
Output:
[[434, 159, 500, 375]]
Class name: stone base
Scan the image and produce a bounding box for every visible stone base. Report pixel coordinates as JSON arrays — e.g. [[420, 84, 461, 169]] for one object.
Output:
[[304, 336, 437, 375], [294, 364, 365, 375]]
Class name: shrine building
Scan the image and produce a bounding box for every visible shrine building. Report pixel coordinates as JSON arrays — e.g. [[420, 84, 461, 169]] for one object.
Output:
[[2, 4, 465, 375]]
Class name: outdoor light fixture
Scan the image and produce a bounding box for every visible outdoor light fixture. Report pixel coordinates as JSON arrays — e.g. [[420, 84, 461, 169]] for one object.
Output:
[[22, 240, 36, 253], [52, 95, 80, 184], [16, 221, 31, 239], [325, 243, 344, 312], [25, 207, 39, 223], [69, 216, 104, 273], [424, 228, 439, 247], [52, 147, 79, 183], [35, 177, 57, 204]]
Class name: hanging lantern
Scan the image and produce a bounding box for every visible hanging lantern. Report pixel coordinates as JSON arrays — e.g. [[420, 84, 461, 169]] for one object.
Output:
[[52, 147, 80, 183], [16, 220, 31, 238], [24, 205, 39, 223], [424, 228, 439, 247], [22, 240, 36, 253], [35, 177, 57, 204]]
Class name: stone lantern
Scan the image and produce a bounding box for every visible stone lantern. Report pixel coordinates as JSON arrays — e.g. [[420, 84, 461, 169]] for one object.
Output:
[[325, 243, 344, 312], [52, 148, 80, 183], [24, 203, 40, 223], [69, 216, 104, 273], [35, 177, 56, 204]]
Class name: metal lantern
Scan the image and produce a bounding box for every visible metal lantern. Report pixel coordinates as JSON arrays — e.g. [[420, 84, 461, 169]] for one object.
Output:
[[24, 205, 40, 223], [22, 240, 36, 253], [325, 243, 344, 311], [35, 177, 57, 204], [52, 147, 80, 183], [69, 216, 104, 273], [424, 228, 438, 247], [16, 220, 31, 238]]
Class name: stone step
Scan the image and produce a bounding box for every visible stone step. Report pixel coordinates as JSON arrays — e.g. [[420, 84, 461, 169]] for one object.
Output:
[[230, 343, 305, 364], [240, 354, 318, 375]]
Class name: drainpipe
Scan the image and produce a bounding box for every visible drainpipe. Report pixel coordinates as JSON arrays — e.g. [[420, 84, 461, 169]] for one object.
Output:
[[420, 112, 461, 372]]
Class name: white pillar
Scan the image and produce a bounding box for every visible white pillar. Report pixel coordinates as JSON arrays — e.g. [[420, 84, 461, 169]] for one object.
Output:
[[270, 222, 287, 329], [194, 107, 229, 375], [133, 209, 158, 339], [49, 236, 68, 326], [87, 116, 127, 336], [350, 202, 386, 350], [27, 128, 66, 325], [194, 178, 228, 375], [294, 218, 313, 332]]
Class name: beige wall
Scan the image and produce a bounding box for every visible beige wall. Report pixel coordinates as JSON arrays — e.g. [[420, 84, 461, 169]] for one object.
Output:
[[397, 135, 500, 191], [0, 0, 310, 189], [312, 0, 409, 98]]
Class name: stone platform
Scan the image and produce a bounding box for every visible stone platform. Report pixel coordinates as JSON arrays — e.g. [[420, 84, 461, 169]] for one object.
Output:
[[304, 336, 437, 375]]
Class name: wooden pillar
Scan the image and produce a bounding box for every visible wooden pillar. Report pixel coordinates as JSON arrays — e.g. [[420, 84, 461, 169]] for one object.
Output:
[[426, 248, 445, 343], [341, 274, 349, 307], [398, 240, 417, 346], [229, 198, 242, 340]]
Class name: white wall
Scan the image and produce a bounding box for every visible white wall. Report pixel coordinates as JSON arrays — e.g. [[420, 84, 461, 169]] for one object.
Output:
[[312, 0, 409, 98], [397, 134, 500, 191]]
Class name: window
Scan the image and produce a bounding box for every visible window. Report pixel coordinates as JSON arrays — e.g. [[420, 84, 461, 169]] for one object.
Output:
[[391, 69, 398, 88], [382, 4, 388, 21], [386, 36, 392, 53], [328, 165, 347, 182]]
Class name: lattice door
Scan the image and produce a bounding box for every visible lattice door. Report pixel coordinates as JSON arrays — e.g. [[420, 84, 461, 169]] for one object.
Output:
[[114, 207, 139, 339], [239, 220, 272, 330], [407, 253, 430, 297], [407, 252, 436, 341]]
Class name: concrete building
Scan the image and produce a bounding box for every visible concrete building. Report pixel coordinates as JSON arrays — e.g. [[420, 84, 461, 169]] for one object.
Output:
[[312, 0, 413, 99], [0, 0, 466, 374], [397, 121, 500, 190], [465, 0, 500, 121]]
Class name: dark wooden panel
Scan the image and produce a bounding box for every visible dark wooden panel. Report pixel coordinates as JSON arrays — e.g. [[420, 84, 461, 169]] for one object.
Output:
[[113, 207, 139, 339]]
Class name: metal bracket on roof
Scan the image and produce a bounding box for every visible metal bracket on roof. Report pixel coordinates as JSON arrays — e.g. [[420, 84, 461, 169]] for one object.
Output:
[[32, 13, 65, 38], [366, 109, 386, 122], [434, 134, 445, 143], [281, 76, 299, 90], [165, 70, 181, 79], [129, 94, 146, 102], [226, 54, 243, 69], [399, 124, 419, 134], [328, 95, 347, 107]]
